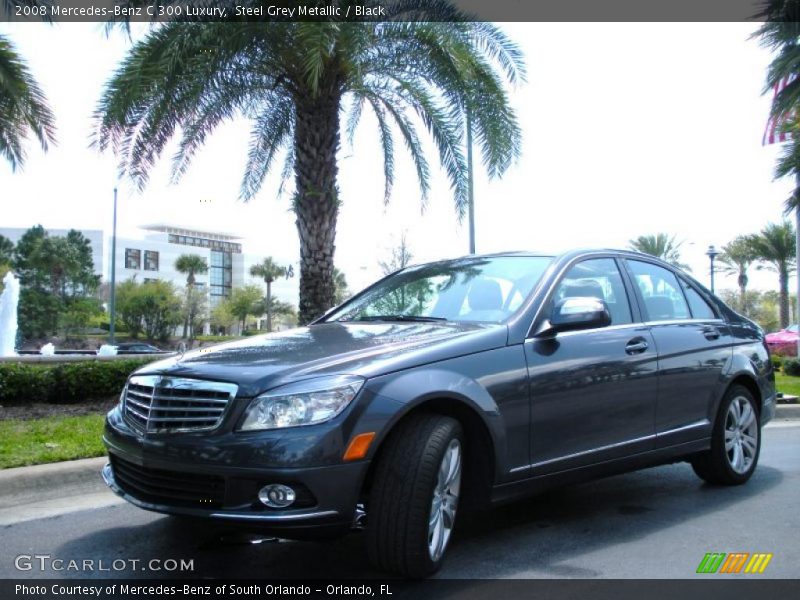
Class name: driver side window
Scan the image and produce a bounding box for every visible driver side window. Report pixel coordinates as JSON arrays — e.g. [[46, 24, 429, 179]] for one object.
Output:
[[553, 259, 633, 325]]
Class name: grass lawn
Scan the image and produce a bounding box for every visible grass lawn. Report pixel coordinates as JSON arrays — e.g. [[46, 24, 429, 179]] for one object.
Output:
[[775, 372, 800, 398], [0, 414, 106, 469]]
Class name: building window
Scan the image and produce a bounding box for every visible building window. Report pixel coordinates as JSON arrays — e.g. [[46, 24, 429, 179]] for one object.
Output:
[[125, 248, 140, 270], [144, 250, 159, 271], [144, 278, 159, 284], [210, 250, 233, 303], [168, 233, 242, 254]]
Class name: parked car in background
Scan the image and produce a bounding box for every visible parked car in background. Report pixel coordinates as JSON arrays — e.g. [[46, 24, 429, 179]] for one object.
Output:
[[111, 343, 166, 354], [102, 249, 775, 578], [765, 324, 798, 356]]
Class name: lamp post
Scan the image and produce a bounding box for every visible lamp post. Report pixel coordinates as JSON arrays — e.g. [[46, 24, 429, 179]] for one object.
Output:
[[109, 187, 118, 344], [706, 245, 720, 294], [466, 108, 475, 255]]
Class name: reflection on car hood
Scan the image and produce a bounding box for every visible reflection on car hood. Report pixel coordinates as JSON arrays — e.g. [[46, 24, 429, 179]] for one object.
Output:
[[135, 321, 507, 397]]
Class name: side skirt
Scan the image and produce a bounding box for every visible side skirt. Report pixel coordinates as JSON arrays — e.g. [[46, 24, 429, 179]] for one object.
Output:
[[490, 438, 710, 506]]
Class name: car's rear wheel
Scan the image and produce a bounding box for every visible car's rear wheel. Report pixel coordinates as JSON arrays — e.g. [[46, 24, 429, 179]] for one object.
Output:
[[366, 413, 463, 578], [691, 385, 761, 485]]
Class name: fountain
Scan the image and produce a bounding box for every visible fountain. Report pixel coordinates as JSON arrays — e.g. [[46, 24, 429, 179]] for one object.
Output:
[[0, 271, 20, 357], [97, 344, 118, 356]]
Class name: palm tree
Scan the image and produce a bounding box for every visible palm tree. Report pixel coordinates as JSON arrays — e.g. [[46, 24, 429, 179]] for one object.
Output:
[[333, 267, 350, 305], [0, 5, 56, 171], [250, 257, 288, 333], [717, 236, 757, 315], [749, 221, 797, 328], [628, 233, 690, 270], [94, 6, 525, 323], [174, 254, 208, 338]]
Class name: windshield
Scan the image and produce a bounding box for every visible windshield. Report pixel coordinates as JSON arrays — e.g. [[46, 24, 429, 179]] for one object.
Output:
[[325, 256, 553, 324]]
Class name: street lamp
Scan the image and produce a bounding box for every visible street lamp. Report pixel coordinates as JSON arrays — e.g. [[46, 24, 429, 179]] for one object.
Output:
[[706, 245, 720, 294], [109, 187, 118, 344]]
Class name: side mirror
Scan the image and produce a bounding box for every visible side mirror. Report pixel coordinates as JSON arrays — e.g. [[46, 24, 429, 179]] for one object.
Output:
[[536, 297, 612, 337]]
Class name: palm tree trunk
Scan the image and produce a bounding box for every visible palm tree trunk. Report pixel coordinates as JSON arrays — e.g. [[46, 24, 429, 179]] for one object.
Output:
[[294, 87, 342, 325], [266, 280, 273, 333], [780, 266, 790, 328]]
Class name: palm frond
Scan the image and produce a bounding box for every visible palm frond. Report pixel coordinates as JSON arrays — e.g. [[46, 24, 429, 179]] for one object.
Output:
[[0, 33, 55, 170]]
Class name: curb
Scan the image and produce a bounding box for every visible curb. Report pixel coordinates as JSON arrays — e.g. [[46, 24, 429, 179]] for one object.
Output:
[[0, 456, 107, 507], [775, 403, 800, 420]]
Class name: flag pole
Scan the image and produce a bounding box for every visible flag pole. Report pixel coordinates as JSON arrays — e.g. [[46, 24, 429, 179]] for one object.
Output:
[[795, 178, 800, 356], [466, 108, 476, 255]]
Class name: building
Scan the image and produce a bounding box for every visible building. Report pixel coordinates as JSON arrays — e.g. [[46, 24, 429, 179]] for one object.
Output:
[[0, 224, 298, 334], [122, 224, 244, 312]]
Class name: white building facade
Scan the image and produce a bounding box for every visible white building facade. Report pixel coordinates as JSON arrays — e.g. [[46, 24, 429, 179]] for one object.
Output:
[[1, 224, 299, 334]]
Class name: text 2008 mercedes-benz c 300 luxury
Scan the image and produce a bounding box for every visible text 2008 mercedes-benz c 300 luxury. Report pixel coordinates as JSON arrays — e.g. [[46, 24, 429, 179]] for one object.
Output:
[[103, 249, 775, 577]]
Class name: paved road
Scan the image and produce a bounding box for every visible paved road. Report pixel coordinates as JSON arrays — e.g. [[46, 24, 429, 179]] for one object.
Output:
[[2, 423, 798, 580]]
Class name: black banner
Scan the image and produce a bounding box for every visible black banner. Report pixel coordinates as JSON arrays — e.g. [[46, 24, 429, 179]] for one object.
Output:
[[0, 0, 779, 24], [2, 580, 800, 600]]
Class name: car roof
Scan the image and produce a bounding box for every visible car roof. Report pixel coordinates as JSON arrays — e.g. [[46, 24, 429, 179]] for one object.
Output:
[[403, 248, 671, 268]]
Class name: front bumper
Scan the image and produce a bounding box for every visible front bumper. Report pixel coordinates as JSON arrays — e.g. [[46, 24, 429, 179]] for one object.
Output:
[[762, 390, 777, 425], [102, 406, 370, 538]]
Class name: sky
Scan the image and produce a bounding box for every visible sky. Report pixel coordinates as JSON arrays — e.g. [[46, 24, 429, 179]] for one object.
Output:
[[0, 21, 795, 299]]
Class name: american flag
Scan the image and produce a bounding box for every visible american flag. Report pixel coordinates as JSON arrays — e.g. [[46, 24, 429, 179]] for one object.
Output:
[[763, 74, 798, 145]]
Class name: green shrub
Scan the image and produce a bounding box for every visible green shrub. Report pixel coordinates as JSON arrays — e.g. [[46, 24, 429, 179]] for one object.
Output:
[[783, 358, 800, 377], [0, 358, 157, 405], [771, 354, 784, 372]]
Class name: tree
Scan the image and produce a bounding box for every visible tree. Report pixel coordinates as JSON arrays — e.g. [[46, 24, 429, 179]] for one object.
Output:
[[628, 233, 690, 270], [719, 289, 780, 334], [11, 225, 100, 337], [0, 27, 56, 170], [225, 285, 263, 333], [249, 257, 288, 333], [333, 267, 350, 305], [59, 297, 103, 340], [210, 301, 236, 335], [717, 236, 757, 315], [174, 254, 208, 338], [115, 279, 182, 342], [0, 234, 13, 266], [755, 2, 800, 212], [749, 221, 797, 328], [183, 286, 208, 340], [0, 234, 12, 293], [379, 234, 414, 276], [258, 297, 297, 331], [95, 8, 525, 324]]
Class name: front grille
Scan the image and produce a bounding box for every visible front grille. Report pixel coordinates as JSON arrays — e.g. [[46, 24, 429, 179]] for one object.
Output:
[[123, 375, 238, 434], [111, 455, 225, 508]]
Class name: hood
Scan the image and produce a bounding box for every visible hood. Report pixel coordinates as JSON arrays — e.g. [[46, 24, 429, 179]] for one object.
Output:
[[136, 321, 508, 397]]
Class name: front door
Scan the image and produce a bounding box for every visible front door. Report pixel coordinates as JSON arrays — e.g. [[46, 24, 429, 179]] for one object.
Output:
[[525, 258, 659, 475]]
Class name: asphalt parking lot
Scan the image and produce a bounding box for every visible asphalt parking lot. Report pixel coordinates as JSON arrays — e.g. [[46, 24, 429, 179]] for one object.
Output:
[[1, 422, 798, 580]]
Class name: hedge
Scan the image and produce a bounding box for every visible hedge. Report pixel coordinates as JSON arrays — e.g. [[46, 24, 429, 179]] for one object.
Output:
[[783, 358, 800, 377], [0, 359, 157, 405]]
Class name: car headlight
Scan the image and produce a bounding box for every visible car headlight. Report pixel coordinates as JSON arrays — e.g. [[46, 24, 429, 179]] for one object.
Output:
[[238, 375, 365, 431]]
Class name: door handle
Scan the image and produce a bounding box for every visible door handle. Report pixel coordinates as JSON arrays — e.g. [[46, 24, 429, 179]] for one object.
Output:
[[625, 338, 649, 354], [702, 326, 720, 340]]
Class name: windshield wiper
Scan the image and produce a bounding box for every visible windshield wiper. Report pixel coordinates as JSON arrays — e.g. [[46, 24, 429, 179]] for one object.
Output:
[[349, 315, 448, 323]]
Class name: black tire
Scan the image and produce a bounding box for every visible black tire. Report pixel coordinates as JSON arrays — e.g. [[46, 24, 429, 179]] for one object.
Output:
[[366, 413, 464, 578], [691, 385, 761, 485]]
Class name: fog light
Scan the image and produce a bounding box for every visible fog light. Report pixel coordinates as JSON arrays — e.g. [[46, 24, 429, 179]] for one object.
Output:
[[258, 484, 296, 508]]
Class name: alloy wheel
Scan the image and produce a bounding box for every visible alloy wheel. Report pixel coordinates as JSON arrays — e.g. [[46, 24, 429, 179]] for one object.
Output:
[[724, 396, 758, 474], [428, 438, 462, 561]]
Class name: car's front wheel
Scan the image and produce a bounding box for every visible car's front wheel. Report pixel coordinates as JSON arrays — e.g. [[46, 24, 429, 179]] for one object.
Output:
[[691, 385, 761, 485], [366, 413, 464, 578]]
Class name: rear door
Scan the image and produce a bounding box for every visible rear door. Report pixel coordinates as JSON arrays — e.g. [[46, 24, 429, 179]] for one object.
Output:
[[525, 257, 659, 475], [623, 259, 731, 447]]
